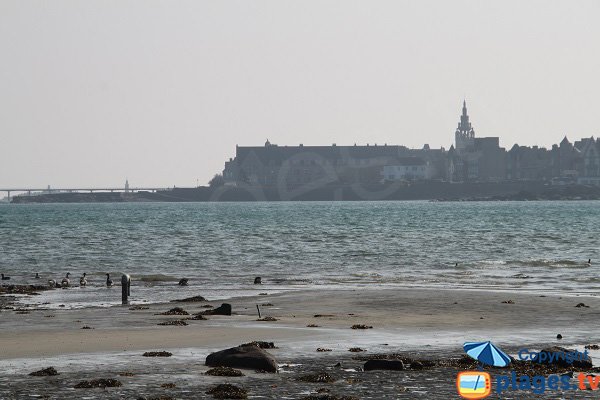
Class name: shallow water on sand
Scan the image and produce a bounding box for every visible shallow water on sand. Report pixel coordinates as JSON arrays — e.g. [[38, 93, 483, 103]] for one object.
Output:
[[1, 201, 599, 308]]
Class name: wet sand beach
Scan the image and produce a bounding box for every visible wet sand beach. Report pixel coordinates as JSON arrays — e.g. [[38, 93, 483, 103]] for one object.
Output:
[[1, 287, 600, 398]]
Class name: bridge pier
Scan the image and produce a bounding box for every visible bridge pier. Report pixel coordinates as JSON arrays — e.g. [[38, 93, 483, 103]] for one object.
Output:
[[7, 191, 10, 202]]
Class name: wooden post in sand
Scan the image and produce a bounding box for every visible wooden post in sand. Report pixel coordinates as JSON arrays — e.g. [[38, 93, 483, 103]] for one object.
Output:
[[121, 274, 131, 305], [256, 304, 261, 319]]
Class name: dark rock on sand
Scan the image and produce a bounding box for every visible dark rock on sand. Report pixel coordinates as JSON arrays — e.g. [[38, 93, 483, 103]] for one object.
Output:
[[532, 346, 592, 369], [206, 383, 248, 399], [364, 359, 405, 371], [202, 303, 232, 316], [576, 303, 589, 308], [205, 366, 244, 377], [143, 351, 172, 357], [29, 367, 59, 376], [585, 344, 600, 350], [317, 348, 332, 352], [170, 295, 207, 303], [158, 307, 189, 316], [178, 278, 188, 286], [74, 378, 122, 388], [81, 326, 93, 329], [557, 334, 563, 339], [297, 372, 336, 383], [254, 277, 262, 284], [206, 346, 277, 373], [240, 341, 277, 349], [307, 324, 320, 327]]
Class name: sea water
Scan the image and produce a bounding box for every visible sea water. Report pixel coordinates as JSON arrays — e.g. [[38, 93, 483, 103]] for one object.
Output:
[[0, 201, 598, 309]]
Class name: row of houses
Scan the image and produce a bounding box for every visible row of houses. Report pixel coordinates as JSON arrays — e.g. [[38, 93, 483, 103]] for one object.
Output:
[[222, 102, 600, 188]]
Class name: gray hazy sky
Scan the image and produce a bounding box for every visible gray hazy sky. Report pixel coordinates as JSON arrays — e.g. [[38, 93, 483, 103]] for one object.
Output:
[[1, 1, 599, 187]]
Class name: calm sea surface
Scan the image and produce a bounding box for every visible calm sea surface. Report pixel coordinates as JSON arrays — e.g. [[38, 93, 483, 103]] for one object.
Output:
[[0, 201, 598, 308]]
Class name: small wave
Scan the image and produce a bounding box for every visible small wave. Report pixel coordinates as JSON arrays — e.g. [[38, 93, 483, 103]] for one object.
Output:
[[135, 274, 179, 282], [506, 259, 584, 267], [512, 273, 532, 279]]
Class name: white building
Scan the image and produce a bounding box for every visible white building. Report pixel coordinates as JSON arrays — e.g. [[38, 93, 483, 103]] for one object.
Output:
[[382, 158, 434, 181]]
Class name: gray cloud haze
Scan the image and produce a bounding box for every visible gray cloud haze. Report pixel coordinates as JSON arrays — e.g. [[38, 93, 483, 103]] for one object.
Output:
[[1, 0, 599, 187]]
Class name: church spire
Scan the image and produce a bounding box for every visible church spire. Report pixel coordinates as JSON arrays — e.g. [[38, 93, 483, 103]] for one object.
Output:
[[455, 99, 475, 151]]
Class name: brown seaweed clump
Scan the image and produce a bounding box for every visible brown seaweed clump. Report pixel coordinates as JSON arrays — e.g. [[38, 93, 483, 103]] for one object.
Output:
[[158, 307, 189, 316], [157, 320, 188, 326], [160, 383, 176, 388], [239, 341, 277, 349], [205, 366, 244, 377], [29, 367, 59, 376], [206, 383, 248, 399], [256, 316, 278, 321], [74, 378, 122, 388], [143, 351, 172, 357], [170, 295, 207, 303], [301, 395, 359, 400], [297, 372, 336, 383], [187, 314, 208, 320], [348, 348, 365, 352]]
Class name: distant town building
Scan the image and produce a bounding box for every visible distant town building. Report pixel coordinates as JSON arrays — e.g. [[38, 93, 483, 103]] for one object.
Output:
[[221, 102, 600, 187]]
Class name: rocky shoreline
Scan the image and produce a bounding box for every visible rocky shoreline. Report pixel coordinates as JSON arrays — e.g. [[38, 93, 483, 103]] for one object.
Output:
[[2, 287, 600, 398]]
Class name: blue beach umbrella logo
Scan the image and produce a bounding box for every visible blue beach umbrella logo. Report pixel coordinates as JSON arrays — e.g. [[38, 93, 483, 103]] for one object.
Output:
[[463, 341, 511, 367]]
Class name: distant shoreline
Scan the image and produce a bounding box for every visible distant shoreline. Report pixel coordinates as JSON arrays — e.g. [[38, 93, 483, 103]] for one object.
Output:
[[9, 181, 600, 203]]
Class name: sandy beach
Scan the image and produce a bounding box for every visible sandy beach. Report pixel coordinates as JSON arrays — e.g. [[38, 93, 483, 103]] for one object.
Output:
[[2, 287, 600, 398]]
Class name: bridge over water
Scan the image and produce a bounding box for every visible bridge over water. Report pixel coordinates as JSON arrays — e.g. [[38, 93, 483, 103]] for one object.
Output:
[[0, 187, 174, 202]]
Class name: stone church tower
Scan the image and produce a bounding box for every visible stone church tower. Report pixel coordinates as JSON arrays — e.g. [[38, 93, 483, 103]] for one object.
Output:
[[455, 100, 475, 152]]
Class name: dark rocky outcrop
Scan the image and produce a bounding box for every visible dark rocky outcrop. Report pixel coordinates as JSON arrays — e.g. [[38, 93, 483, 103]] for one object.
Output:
[[364, 359, 405, 371], [202, 303, 232, 316], [351, 324, 372, 329], [254, 277, 262, 284], [205, 346, 277, 373], [29, 367, 59, 376]]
